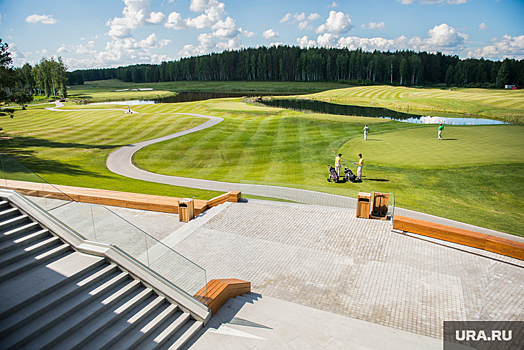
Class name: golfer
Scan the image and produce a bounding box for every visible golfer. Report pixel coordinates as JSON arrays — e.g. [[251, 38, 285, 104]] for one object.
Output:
[[438, 123, 444, 140], [335, 153, 342, 176], [363, 125, 369, 140], [354, 154, 363, 180]]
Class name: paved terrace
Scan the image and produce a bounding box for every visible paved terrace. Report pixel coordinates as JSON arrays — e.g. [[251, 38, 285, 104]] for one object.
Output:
[[25, 194, 524, 349]]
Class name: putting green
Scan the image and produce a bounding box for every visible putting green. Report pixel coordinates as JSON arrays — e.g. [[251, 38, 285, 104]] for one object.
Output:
[[342, 125, 524, 168]]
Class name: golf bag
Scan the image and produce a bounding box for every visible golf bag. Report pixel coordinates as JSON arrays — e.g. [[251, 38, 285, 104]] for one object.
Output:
[[344, 166, 356, 182], [327, 165, 339, 182]]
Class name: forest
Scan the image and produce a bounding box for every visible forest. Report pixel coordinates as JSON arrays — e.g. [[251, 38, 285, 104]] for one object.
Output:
[[68, 46, 524, 88]]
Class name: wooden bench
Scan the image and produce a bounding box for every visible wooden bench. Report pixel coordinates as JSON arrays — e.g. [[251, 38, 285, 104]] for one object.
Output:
[[194, 278, 251, 315], [393, 215, 524, 261], [1, 180, 240, 217]]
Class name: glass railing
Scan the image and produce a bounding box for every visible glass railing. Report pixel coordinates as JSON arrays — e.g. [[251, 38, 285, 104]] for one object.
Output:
[[0, 154, 208, 304]]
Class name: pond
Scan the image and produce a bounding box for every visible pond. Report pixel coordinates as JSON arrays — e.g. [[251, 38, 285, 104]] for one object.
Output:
[[258, 99, 508, 125], [90, 92, 287, 105]]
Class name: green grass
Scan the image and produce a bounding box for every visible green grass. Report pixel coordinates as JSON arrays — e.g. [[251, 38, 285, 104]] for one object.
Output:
[[297, 85, 524, 123], [67, 79, 353, 102], [2, 86, 523, 237], [0, 102, 223, 200]]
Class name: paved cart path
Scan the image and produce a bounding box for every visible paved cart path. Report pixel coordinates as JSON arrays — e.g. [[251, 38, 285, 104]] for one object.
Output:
[[48, 102, 521, 241]]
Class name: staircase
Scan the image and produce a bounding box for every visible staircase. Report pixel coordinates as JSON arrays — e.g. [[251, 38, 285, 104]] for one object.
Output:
[[0, 197, 205, 350]]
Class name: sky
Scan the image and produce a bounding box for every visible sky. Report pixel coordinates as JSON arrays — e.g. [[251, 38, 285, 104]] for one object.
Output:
[[1, 0, 523, 71]]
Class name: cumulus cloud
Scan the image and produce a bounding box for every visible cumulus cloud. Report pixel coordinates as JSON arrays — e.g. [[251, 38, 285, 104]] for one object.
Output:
[[263, 29, 279, 39], [316, 11, 354, 34], [270, 42, 283, 47], [308, 13, 321, 21], [307, 23, 468, 55], [479, 23, 487, 30], [298, 21, 312, 31], [57, 45, 70, 53], [467, 34, 524, 60], [368, 22, 385, 30], [178, 32, 242, 57], [317, 33, 339, 47], [165, 0, 226, 30], [8, 44, 25, 59], [106, 0, 165, 39], [294, 12, 306, 22], [327, 1, 339, 8], [280, 13, 291, 23], [25, 14, 58, 24], [296, 36, 316, 48]]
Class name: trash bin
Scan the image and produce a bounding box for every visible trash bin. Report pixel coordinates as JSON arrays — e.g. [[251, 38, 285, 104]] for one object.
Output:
[[370, 192, 389, 220], [178, 198, 195, 222], [356, 192, 371, 219]]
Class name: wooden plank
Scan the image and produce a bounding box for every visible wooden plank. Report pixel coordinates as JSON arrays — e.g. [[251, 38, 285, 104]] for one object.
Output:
[[194, 278, 251, 315], [393, 215, 524, 261]]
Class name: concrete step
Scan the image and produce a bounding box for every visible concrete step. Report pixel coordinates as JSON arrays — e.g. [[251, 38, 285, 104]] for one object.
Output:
[[165, 319, 203, 350], [0, 207, 21, 221], [131, 309, 191, 350], [0, 221, 41, 243], [233, 294, 256, 303], [79, 295, 167, 350], [0, 235, 61, 268], [105, 304, 180, 350], [0, 273, 138, 350], [51, 288, 156, 350], [0, 262, 116, 337], [0, 215, 32, 236], [18, 279, 144, 350], [0, 227, 50, 255], [0, 243, 71, 283]]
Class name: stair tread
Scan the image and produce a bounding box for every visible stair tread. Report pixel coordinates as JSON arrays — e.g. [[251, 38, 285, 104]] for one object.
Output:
[[0, 261, 113, 335], [79, 297, 167, 350], [51, 288, 155, 350], [0, 228, 50, 254], [0, 236, 60, 267], [3, 276, 139, 350], [134, 312, 191, 350], [0, 243, 71, 283], [166, 320, 203, 350]]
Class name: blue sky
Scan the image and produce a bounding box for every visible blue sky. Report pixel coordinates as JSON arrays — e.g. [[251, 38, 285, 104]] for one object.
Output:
[[1, 0, 523, 70]]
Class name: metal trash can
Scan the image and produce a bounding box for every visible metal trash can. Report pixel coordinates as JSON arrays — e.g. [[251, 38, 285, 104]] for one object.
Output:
[[356, 192, 371, 219], [178, 198, 195, 222]]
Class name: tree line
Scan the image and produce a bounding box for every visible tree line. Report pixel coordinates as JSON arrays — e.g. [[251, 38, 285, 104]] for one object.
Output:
[[71, 46, 524, 88]]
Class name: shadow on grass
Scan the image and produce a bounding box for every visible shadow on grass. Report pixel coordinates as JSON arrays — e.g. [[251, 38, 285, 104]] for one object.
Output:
[[0, 135, 123, 177], [366, 178, 390, 182], [440, 139, 458, 141]]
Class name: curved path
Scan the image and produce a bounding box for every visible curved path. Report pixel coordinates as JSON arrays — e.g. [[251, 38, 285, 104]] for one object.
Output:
[[105, 112, 357, 208], [44, 101, 521, 239]]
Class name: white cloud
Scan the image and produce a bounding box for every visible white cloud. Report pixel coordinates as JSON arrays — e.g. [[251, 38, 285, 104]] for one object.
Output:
[[294, 12, 306, 22], [298, 21, 312, 31], [262, 29, 279, 39], [165, 12, 187, 29], [57, 45, 70, 53], [150, 54, 172, 63], [317, 33, 339, 47], [467, 34, 524, 60], [270, 42, 283, 47], [25, 14, 58, 24], [280, 13, 291, 23], [296, 36, 316, 48], [479, 23, 487, 30], [361, 24, 366, 29], [426, 23, 467, 48], [106, 0, 165, 39], [311, 23, 467, 55], [316, 11, 354, 34], [8, 44, 25, 59], [327, 1, 339, 8], [189, 0, 221, 12], [178, 32, 242, 57], [308, 13, 321, 21], [368, 22, 385, 30], [147, 11, 166, 24]]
